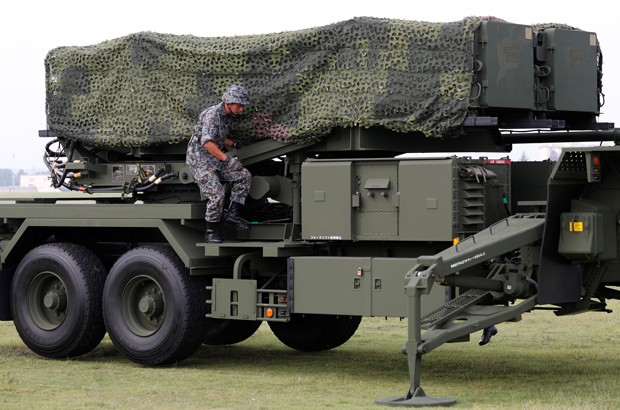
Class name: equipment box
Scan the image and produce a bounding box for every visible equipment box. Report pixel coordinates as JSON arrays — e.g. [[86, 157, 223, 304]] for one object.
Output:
[[534, 29, 598, 112], [301, 157, 509, 242], [471, 21, 535, 110]]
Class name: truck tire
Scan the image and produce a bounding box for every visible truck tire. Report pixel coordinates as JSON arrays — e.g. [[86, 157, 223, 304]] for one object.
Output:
[[269, 314, 362, 352], [203, 319, 262, 345], [10, 243, 107, 358], [103, 245, 207, 365]]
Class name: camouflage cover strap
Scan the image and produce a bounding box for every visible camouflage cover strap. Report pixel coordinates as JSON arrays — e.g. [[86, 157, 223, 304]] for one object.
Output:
[[45, 17, 483, 148]]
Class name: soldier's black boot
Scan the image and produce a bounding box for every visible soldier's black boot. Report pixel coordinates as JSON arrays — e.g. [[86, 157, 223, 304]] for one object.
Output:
[[205, 222, 223, 243], [223, 201, 251, 231], [479, 325, 498, 346]]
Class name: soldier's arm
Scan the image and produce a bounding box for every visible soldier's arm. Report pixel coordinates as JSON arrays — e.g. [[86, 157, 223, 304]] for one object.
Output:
[[224, 138, 243, 149], [203, 141, 228, 161], [200, 112, 228, 161]]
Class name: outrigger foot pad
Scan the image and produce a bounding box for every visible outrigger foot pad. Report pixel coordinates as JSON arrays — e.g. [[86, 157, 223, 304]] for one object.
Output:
[[375, 387, 456, 408]]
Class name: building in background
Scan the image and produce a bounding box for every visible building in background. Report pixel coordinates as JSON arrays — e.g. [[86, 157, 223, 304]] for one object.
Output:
[[19, 174, 58, 193]]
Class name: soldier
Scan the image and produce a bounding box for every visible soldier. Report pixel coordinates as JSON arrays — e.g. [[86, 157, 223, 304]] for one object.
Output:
[[187, 85, 252, 243]]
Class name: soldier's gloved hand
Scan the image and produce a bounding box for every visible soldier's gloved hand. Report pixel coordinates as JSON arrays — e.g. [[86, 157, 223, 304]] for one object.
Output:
[[232, 141, 246, 149], [224, 156, 243, 172]]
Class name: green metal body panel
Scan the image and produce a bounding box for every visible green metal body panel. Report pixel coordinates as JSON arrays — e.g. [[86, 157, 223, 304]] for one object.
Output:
[[289, 257, 445, 318], [471, 21, 534, 109], [300, 161, 354, 241], [200, 241, 312, 258], [355, 162, 399, 239], [398, 160, 454, 241], [211, 278, 258, 320], [535, 29, 599, 112], [0, 201, 208, 269]]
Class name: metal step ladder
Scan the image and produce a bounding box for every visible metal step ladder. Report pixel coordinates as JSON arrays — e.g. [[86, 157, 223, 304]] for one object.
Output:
[[419, 294, 537, 354], [421, 289, 491, 329]]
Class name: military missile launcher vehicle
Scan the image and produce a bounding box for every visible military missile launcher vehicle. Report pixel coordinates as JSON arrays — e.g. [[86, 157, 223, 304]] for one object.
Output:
[[0, 16, 618, 406]]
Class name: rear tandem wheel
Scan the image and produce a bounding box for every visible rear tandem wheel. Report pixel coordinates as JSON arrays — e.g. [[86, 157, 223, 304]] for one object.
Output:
[[268, 314, 362, 352], [102, 245, 208, 365], [203, 318, 262, 345], [10, 243, 107, 358]]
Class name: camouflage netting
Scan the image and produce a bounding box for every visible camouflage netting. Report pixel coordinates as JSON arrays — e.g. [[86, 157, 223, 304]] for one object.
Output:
[[533, 23, 581, 31], [45, 17, 484, 148]]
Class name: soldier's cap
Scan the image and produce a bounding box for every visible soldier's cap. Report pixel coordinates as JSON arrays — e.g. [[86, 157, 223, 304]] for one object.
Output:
[[222, 85, 250, 106]]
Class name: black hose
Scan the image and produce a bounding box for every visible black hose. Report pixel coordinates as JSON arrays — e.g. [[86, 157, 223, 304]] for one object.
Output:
[[86, 169, 175, 193], [135, 172, 177, 192], [87, 186, 124, 192], [43, 146, 176, 194], [525, 277, 539, 291], [45, 139, 65, 157], [51, 140, 77, 188]]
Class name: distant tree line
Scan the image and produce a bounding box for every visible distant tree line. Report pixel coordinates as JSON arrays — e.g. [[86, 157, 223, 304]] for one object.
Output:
[[0, 169, 25, 186]]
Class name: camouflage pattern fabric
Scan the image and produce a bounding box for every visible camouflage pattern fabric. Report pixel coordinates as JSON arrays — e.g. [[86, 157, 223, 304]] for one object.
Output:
[[195, 164, 252, 222], [45, 17, 485, 147], [187, 101, 251, 222], [187, 102, 231, 168], [533, 23, 581, 31], [222, 85, 250, 106]]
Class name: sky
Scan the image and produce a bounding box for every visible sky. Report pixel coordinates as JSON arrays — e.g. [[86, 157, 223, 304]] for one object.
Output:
[[1, 0, 618, 173]]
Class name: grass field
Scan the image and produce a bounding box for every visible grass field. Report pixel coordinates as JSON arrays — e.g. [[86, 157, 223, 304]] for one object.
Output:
[[2, 301, 620, 409]]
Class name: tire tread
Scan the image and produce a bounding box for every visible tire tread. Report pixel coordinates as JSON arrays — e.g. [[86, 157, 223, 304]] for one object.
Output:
[[11, 242, 107, 358]]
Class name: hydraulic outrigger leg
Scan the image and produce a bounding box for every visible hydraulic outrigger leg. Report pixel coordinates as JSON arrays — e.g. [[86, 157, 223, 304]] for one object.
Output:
[[375, 267, 456, 407], [376, 214, 545, 406]]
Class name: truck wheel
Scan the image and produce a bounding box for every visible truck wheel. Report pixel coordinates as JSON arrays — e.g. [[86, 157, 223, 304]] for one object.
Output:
[[10, 243, 107, 358], [268, 314, 362, 352], [203, 319, 262, 345], [103, 245, 207, 365]]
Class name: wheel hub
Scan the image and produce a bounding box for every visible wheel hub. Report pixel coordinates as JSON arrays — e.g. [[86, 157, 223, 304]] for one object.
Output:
[[28, 272, 69, 330], [43, 290, 67, 313], [122, 277, 166, 336], [138, 292, 164, 318]]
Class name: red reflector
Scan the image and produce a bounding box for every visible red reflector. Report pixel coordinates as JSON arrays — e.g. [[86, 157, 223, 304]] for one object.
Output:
[[279, 297, 287, 302], [594, 156, 600, 166]]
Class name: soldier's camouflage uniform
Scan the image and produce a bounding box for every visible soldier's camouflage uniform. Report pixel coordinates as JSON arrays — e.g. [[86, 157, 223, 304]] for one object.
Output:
[[187, 102, 251, 223]]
